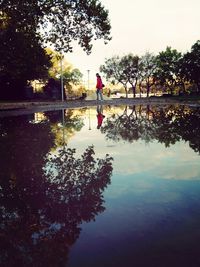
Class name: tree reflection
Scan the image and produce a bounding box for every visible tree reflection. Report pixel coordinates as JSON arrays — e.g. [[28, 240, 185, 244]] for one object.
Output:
[[0, 115, 113, 267], [101, 106, 141, 142], [45, 109, 84, 147], [101, 105, 200, 154]]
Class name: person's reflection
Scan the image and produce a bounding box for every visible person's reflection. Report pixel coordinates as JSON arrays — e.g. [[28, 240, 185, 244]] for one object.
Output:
[[97, 105, 105, 129]]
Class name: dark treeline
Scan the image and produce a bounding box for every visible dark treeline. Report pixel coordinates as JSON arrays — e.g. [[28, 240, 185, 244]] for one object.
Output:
[[100, 44, 200, 98]]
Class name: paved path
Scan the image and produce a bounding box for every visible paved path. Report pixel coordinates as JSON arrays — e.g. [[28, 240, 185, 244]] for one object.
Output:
[[0, 98, 199, 117]]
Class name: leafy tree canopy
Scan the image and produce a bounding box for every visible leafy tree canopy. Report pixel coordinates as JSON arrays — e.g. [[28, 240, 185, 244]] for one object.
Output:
[[46, 47, 83, 83], [100, 56, 130, 95], [0, 0, 111, 99], [181, 40, 200, 91], [0, 0, 111, 53], [0, 27, 51, 99], [155, 47, 182, 83]]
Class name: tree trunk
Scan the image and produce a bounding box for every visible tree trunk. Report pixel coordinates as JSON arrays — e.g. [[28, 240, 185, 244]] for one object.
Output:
[[182, 82, 186, 93], [125, 87, 128, 98], [139, 82, 142, 98], [170, 86, 173, 95], [132, 85, 136, 98], [146, 84, 150, 98]]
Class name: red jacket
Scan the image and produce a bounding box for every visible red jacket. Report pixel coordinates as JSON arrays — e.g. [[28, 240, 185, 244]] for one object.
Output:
[[97, 113, 104, 126], [96, 76, 103, 90]]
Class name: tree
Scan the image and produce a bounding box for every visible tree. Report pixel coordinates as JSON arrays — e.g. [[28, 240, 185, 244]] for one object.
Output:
[[101, 106, 142, 142], [139, 52, 157, 97], [120, 54, 140, 98], [45, 48, 83, 98], [0, 113, 113, 266], [0, 0, 111, 99], [0, 0, 111, 54], [180, 40, 200, 94], [0, 27, 51, 99], [175, 56, 188, 94], [62, 68, 83, 96], [100, 56, 121, 83], [101, 104, 200, 153], [45, 109, 84, 147], [155, 47, 182, 95], [100, 56, 129, 97]]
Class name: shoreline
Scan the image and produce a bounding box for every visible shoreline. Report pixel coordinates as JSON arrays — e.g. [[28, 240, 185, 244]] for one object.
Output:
[[0, 97, 200, 117]]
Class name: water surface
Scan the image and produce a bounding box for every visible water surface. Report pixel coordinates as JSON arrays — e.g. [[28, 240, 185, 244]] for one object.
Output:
[[0, 104, 200, 267]]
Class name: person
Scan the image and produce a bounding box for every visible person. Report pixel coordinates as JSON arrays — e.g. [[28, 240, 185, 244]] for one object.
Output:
[[96, 73, 104, 101], [96, 105, 105, 129]]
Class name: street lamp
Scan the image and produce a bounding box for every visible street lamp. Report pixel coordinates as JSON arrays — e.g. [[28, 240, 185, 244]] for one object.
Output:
[[88, 108, 91, 130], [62, 108, 65, 145], [87, 70, 91, 130], [87, 69, 90, 92], [60, 52, 64, 101]]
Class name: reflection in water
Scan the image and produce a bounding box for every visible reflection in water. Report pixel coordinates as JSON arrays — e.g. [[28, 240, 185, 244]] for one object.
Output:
[[101, 105, 200, 154], [0, 114, 113, 267], [0, 104, 200, 267], [96, 105, 105, 129], [45, 109, 84, 147]]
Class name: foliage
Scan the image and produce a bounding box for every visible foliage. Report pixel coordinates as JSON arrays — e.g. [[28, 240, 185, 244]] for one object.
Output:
[[0, 113, 113, 266], [155, 47, 182, 95], [0, 26, 51, 99], [101, 105, 200, 153], [63, 68, 83, 96], [100, 53, 157, 97], [0, 0, 111, 54], [100, 40, 200, 97], [139, 52, 157, 97], [0, 0, 111, 100], [180, 40, 200, 93], [46, 48, 82, 82], [45, 48, 83, 97], [45, 109, 84, 147], [100, 56, 121, 83], [120, 54, 140, 98], [100, 56, 129, 97]]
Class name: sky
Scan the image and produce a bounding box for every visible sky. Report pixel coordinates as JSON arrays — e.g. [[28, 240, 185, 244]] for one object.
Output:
[[65, 0, 200, 85]]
